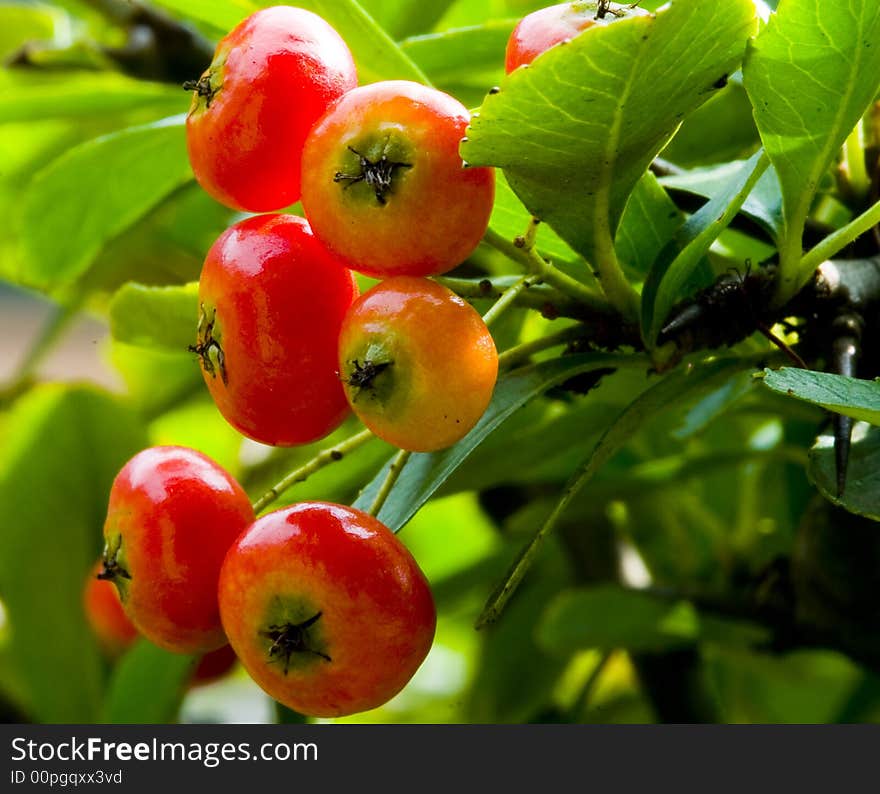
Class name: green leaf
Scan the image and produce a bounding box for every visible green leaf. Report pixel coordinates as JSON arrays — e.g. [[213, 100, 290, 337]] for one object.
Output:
[[660, 160, 785, 242], [352, 352, 646, 530], [19, 117, 192, 291], [742, 0, 880, 295], [0, 72, 183, 124], [110, 283, 199, 351], [660, 80, 761, 168], [477, 355, 763, 627], [361, 0, 459, 40], [462, 0, 757, 265], [152, 0, 428, 84], [488, 172, 587, 272], [148, 0, 261, 34], [0, 386, 147, 722], [538, 585, 770, 654], [762, 367, 880, 425], [400, 20, 514, 85], [641, 149, 769, 347], [809, 423, 880, 519], [468, 576, 571, 722], [101, 641, 197, 724], [539, 586, 698, 653], [614, 172, 683, 280]]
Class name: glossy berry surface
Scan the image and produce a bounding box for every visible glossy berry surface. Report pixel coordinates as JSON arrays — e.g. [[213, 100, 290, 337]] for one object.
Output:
[[300, 80, 495, 278], [218, 502, 436, 718], [193, 213, 358, 446], [505, 1, 650, 73], [84, 560, 239, 684], [101, 446, 254, 654], [186, 6, 358, 212], [338, 277, 498, 452]]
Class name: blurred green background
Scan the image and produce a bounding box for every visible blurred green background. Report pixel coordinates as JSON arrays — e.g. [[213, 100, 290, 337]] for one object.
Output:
[[7, 0, 878, 727]]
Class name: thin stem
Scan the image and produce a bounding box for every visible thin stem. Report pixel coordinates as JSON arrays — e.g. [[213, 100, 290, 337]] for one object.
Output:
[[475, 459, 598, 629], [368, 449, 412, 517], [481, 226, 611, 313], [480, 274, 539, 328], [798, 196, 880, 279], [496, 325, 586, 370], [435, 275, 586, 319], [251, 428, 375, 514]]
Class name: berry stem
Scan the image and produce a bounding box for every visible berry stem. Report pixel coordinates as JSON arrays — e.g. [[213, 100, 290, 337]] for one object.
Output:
[[251, 428, 375, 514], [435, 275, 586, 318], [482, 225, 611, 313], [497, 325, 587, 370], [480, 274, 540, 328], [368, 449, 412, 518]]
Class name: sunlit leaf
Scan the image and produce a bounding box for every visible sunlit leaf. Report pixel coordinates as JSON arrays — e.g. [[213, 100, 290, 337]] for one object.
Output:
[[109, 283, 199, 351], [462, 0, 757, 265], [743, 0, 880, 294], [19, 117, 191, 291], [763, 367, 880, 426]]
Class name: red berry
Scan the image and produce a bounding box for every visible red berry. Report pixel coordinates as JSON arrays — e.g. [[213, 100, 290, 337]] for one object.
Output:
[[186, 6, 358, 212], [300, 80, 495, 278], [193, 214, 358, 446], [338, 277, 498, 452], [191, 644, 238, 687], [218, 502, 436, 718], [101, 446, 254, 654]]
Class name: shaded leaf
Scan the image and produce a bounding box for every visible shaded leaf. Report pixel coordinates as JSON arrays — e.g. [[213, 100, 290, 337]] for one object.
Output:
[[809, 423, 880, 519], [0, 386, 147, 722], [477, 355, 765, 627], [762, 367, 880, 426], [352, 352, 646, 530], [539, 585, 771, 654], [641, 149, 769, 347], [400, 20, 514, 85], [101, 641, 196, 724], [660, 160, 785, 242], [614, 172, 683, 280]]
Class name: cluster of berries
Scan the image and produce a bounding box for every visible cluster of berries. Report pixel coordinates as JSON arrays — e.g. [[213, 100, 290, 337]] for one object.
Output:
[[88, 3, 502, 719], [88, 1, 639, 718]]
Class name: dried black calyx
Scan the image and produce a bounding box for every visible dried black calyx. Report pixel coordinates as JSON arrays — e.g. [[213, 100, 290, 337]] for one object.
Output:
[[344, 359, 391, 395], [98, 548, 130, 582], [334, 146, 412, 205], [261, 612, 331, 674], [183, 73, 218, 107], [189, 304, 227, 385]]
